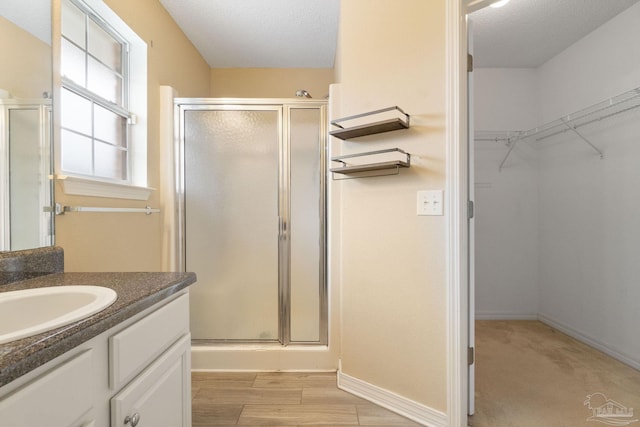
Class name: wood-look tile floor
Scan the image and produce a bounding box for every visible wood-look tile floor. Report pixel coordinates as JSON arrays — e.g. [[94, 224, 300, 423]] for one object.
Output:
[[192, 372, 420, 426]]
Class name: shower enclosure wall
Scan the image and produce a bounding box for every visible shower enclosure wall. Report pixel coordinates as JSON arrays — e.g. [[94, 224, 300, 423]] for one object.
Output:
[[175, 99, 327, 348], [0, 100, 53, 251]]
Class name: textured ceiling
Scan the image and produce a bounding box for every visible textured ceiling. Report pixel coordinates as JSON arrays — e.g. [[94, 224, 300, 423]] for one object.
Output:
[[3, 1, 636, 70], [160, 0, 639, 70], [471, 0, 640, 68], [158, 0, 340, 68]]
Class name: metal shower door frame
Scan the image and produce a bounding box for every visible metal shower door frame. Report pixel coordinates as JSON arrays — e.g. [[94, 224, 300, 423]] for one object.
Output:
[[174, 98, 328, 346]]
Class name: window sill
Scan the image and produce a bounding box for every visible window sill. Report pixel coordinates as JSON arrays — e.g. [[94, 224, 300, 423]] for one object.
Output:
[[56, 175, 155, 201]]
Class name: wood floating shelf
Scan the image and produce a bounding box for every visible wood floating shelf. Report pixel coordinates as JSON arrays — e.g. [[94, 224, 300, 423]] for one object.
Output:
[[329, 118, 409, 140], [330, 148, 411, 179], [330, 160, 410, 175], [330, 106, 410, 140]]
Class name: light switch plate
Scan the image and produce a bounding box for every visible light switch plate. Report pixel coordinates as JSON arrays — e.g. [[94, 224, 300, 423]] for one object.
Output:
[[417, 190, 444, 216]]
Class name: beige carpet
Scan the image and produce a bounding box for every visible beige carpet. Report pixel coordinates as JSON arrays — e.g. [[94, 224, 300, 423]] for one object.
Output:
[[471, 320, 640, 427]]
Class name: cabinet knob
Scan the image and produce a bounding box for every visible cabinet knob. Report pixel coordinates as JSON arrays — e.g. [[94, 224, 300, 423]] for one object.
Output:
[[124, 413, 141, 427]]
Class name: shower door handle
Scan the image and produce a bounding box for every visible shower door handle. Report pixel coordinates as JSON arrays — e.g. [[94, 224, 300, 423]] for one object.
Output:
[[278, 216, 288, 240]]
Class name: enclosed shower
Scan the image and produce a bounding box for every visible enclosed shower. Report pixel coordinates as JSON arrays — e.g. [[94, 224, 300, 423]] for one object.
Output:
[[175, 99, 327, 350], [0, 99, 52, 251]]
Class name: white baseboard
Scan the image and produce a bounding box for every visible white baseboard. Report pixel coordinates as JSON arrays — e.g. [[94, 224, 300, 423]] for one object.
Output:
[[538, 313, 640, 371], [190, 344, 338, 371], [337, 369, 447, 427], [475, 311, 538, 320]]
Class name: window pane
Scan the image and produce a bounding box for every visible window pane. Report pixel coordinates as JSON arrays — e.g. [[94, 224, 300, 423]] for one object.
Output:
[[61, 130, 92, 175], [62, 0, 86, 48], [88, 57, 122, 105], [61, 89, 92, 136], [60, 0, 135, 184], [61, 39, 86, 87], [94, 105, 126, 146], [88, 19, 122, 72], [94, 142, 126, 180]]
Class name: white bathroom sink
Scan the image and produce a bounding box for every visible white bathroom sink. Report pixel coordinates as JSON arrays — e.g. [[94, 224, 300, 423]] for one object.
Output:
[[0, 286, 117, 344]]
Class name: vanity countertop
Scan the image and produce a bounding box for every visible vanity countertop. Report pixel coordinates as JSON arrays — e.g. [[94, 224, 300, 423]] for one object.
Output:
[[0, 271, 196, 387]]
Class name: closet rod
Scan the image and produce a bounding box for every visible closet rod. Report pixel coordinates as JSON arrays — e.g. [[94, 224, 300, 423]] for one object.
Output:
[[536, 102, 640, 142], [53, 203, 160, 216], [474, 131, 522, 143], [497, 86, 640, 171]]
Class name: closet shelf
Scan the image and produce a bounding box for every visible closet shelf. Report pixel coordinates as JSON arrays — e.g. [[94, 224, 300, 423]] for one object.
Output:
[[474, 130, 524, 144], [330, 106, 410, 140], [330, 148, 410, 179], [476, 86, 640, 171]]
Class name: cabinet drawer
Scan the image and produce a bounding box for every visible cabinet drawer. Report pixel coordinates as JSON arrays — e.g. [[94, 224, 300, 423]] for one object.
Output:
[[109, 293, 189, 389], [111, 333, 191, 427], [0, 349, 94, 427]]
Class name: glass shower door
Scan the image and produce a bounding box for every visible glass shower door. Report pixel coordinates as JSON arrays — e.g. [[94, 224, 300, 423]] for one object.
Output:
[[184, 107, 281, 341], [180, 101, 327, 345]]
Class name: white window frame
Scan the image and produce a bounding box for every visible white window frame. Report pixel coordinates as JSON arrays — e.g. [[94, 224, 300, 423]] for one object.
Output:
[[54, 0, 150, 200]]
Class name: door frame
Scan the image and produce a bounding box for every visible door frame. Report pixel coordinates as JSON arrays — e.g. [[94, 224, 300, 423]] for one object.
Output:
[[445, 0, 494, 425]]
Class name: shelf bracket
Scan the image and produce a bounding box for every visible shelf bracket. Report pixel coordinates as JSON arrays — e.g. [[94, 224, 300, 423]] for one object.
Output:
[[498, 135, 523, 172], [560, 118, 604, 159]]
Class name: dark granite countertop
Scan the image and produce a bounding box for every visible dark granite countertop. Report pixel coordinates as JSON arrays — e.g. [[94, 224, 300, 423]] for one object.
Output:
[[0, 271, 197, 387], [0, 247, 65, 286]]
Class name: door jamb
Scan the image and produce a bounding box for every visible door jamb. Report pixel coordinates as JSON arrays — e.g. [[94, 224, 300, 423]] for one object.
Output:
[[446, 0, 494, 425]]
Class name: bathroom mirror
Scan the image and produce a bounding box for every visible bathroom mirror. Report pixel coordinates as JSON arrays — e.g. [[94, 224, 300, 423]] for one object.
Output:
[[0, 1, 54, 251]]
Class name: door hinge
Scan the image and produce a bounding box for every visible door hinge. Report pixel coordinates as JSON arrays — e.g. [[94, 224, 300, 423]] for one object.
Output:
[[467, 53, 474, 72], [468, 347, 475, 365], [468, 200, 474, 219]]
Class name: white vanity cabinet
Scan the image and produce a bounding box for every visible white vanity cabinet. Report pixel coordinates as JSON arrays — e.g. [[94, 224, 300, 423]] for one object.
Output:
[[0, 291, 191, 427], [111, 334, 191, 427], [0, 349, 97, 427], [109, 292, 191, 427]]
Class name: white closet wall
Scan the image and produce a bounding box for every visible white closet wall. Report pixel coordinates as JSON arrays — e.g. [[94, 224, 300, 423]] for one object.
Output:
[[475, 2, 640, 368], [536, 2, 640, 369], [474, 69, 539, 319]]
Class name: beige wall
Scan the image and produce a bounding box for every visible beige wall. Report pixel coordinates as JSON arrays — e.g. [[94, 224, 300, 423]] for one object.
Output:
[[55, 0, 211, 272], [51, 3, 451, 414], [0, 16, 51, 98], [210, 68, 334, 99], [334, 0, 447, 412]]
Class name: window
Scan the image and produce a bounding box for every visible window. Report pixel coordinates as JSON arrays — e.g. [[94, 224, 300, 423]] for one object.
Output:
[[58, 0, 149, 199]]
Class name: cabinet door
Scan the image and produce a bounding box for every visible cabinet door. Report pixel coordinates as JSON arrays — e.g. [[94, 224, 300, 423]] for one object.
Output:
[[110, 294, 190, 390], [111, 334, 191, 427], [0, 350, 95, 427]]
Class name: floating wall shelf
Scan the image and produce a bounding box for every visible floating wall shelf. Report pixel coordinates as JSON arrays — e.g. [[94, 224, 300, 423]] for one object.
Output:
[[330, 148, 411, 179], [330, 106, 410, 140], [330, 107, 411, 179]]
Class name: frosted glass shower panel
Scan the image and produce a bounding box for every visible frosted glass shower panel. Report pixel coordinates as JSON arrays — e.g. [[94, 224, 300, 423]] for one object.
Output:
[[185, 109, 280, 341], [289, 108, 323, 342], [9, 109, 45, 250]]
